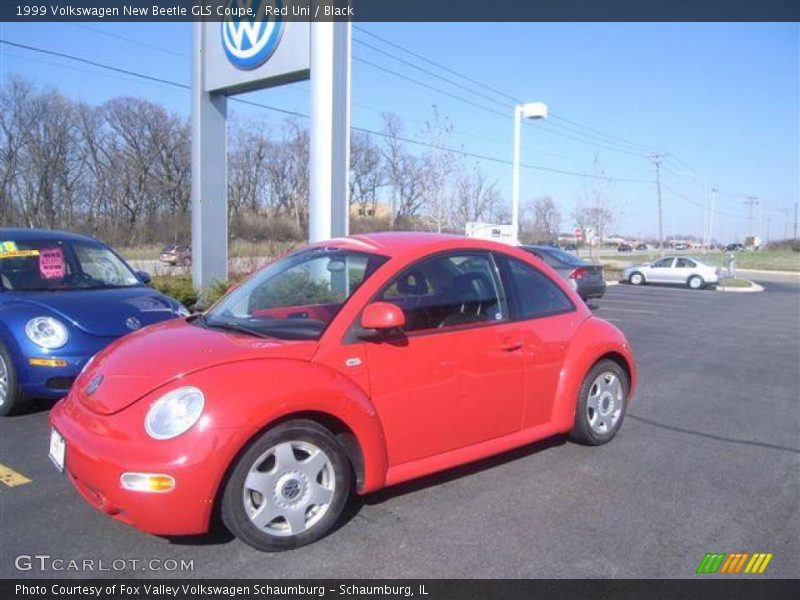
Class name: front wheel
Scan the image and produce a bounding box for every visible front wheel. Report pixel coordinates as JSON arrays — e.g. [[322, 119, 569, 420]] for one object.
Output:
[[687, 275, 704, 290], [569, 359, 629, 446], [0, 342, 27, 417], [221, 419, 352, 551]]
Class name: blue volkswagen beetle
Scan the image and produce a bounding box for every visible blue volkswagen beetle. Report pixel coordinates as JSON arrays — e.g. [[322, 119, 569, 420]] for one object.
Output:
[[0, 228, 190, 416]]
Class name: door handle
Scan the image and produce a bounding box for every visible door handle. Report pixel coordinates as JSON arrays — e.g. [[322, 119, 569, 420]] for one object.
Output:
[[500, 341, 523, 352]]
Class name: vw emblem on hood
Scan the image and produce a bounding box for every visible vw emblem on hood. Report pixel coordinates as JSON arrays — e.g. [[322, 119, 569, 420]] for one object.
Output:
[[125, 317, 141, 330], [85, 374, 103, 396], [221, 0, 284, 70]]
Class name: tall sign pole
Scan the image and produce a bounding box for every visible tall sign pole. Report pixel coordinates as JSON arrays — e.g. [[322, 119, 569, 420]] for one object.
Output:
[[309, 21, 351, 242], [192, 23, 229, 291]]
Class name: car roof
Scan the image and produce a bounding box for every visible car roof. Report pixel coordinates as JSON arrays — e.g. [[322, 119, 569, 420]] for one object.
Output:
[[0, 227, 99, 244], [313, 231, 530, 261]]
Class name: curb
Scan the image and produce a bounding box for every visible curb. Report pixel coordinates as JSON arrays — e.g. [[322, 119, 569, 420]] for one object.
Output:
[[716, 280, 764, 293]]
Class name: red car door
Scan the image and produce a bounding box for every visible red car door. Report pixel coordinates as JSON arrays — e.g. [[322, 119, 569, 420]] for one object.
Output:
[[364, 252, 526, 467], [496, 254, 582, 428]]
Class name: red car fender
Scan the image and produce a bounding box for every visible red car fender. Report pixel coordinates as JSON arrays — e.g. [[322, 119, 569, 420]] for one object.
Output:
[[550, 317, 637, 432], [190, 358, 389, 496]]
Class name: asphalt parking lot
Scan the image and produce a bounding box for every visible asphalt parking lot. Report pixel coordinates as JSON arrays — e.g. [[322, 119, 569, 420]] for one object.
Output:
[[1, 274, 798, 579]]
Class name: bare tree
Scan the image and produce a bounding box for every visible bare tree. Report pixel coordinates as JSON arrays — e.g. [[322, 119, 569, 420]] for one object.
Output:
[[349, 130, 385, 216]]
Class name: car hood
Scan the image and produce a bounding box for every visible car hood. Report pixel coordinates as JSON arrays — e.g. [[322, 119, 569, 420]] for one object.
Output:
[[76, 318, 319, 415], [9, 287, 178, 337]]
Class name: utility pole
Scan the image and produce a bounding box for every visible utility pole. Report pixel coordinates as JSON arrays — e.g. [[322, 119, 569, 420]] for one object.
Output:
[[742, 196, 759, 240], [795, 202, 799, 240], [765, 216, 771, 243], [647, 153, 669, 255], [707, 188, 718, 248]]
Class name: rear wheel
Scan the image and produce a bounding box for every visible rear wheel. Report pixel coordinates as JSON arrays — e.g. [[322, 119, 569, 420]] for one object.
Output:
[[569, 359, 629, 446], [221, 419, 352, 551], [629, 272, 645, 285], [0, 342, 27, 417], [688, 275, 704, 290]]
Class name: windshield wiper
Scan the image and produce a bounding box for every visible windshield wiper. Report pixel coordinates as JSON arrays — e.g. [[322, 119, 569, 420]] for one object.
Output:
[[205, 319, 273, 339]]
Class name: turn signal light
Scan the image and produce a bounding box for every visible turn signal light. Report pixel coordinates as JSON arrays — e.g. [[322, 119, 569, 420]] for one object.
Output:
[[120, 473, 175, 493], [29, 358, 67, 367]]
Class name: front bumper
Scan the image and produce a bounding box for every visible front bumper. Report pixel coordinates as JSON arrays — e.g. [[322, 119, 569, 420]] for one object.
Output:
[[50, 393, 233, 536], [19, 352, 98, 399]]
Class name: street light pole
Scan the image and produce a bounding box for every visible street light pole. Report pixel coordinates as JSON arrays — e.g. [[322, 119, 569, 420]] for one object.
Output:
[[511, 102, 548, 244], [511, 106, 522, 245]]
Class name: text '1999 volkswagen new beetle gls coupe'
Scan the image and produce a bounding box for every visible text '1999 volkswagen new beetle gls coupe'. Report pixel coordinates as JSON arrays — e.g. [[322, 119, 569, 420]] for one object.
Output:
[[50, 233, 636, 551]]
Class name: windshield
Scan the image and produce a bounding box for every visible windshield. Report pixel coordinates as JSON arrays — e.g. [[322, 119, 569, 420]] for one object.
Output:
[[203, 247, 388, 341], [0, 238, 141, 292]]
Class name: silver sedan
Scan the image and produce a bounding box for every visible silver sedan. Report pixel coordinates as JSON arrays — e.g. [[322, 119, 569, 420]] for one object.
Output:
[[622, 256, 724, 289]]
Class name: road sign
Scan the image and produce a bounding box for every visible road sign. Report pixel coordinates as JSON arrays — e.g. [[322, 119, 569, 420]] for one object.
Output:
[[573, 227, 583, 238]]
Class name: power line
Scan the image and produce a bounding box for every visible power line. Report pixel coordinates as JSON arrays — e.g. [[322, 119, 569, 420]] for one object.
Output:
[[353, 24, 521, 105], [353, 37, 508, 108]]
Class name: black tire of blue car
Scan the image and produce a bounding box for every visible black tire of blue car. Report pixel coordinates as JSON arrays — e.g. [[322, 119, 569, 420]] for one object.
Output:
[[221, 419, 352, 551], [0, 341, 28, 417], [569, 359, 630, 446]]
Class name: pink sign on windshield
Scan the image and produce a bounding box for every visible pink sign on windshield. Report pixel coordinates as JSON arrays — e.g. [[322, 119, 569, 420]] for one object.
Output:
[[39, 247, 66, 279]]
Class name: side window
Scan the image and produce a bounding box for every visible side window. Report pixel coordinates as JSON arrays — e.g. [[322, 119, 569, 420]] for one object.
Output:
[[675, 258, 696, 268], [378, 253, 506, 333], [653, 258, 674, 268], [504, 257, 575, 320]]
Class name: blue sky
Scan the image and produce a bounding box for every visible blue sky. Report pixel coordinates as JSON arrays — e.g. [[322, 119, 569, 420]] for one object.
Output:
[[0, 21, 797, 242]]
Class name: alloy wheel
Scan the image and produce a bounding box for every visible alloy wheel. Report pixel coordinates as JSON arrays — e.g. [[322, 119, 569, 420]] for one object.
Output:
[[242, 440, 335, 537], [586, 371, 624, 434], [0, 353, 7, 407]]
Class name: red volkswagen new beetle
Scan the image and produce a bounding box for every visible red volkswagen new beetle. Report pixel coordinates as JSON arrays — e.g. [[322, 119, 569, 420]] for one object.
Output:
[[50, 233, 636, 551]]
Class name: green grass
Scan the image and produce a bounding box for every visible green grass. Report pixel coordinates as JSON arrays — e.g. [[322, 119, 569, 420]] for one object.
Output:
[[717, 278, 753, 288], [119, 239, 301, 262]]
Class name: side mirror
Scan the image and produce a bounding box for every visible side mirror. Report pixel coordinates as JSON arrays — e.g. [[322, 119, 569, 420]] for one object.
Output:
[[360, 302, 405, 333], [136, 271, 152, 285]]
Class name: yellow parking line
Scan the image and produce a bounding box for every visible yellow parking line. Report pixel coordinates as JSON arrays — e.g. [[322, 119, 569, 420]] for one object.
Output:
[[0, 463, 32, 488]]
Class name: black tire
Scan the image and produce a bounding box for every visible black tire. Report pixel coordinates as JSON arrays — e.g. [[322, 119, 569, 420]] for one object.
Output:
[[628, 272, 645, 286], [569, 359, 629, 446], [221, 419, 352, 551], [0, 341, 28, 417], [687, 275, 704, 290]]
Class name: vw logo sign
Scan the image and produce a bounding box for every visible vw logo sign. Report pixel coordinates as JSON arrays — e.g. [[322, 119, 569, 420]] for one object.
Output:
[[221, 0, 284, 71], [125, 317, 141, 331]]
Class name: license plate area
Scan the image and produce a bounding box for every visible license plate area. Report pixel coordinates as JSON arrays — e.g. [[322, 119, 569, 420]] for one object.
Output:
[[49, 427, 66, 473]]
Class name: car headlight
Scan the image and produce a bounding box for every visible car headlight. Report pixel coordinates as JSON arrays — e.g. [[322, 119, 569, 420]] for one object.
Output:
[[25, 317, 68, 349], [144, 386, 205, 440], [176, 304, 191, 317]]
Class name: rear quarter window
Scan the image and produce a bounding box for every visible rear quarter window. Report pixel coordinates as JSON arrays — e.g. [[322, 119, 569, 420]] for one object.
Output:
[[501, 256, 575, 320]]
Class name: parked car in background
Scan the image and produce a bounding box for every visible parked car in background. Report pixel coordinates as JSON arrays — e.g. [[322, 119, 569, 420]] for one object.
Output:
[[617, 243, 633, 253], [623, 256, 724, 290], [0, 228, 189, 416], [563, 243, 578, 252], [523, 245, 606, 300], [673, 242, 690, 251], [724, 243, 745, 252], [159, 243, 191, 267], [635, 243, 649, 251], [50, 233, 635, 551]]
